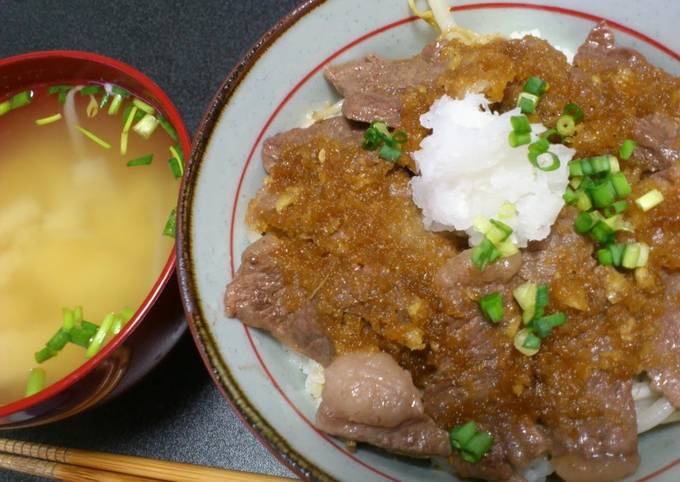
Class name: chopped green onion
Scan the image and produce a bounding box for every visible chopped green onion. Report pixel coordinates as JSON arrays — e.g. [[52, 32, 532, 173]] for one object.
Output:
[[497, 238, 519, 257], [450, 421, 477, 450], [510, 115, 531, 134], [48, 85, 72, 95], [523, 76, 548, 96], [569, 159, 584, 177], [163, 208, 177, 237], [123, 106, 139, 133], [46, 329, 70, 352], [532, 312, 566, 338], [529, 151, 560, 171], [563, 103, 584, 123], [589, 155, 614, 174], [540, 128, 560, 142], [518, 92, 539, 114], [379, 143, 402, 161], [119, 307, 135, 322], [79, 85, 101, 96], [589, 180, 616, 208], [35, 113, 63, 126], [111, 86, 129, 97], [534, 284, 549, 320], [81, 320, 99, 335], [513, 282, 537, 324], [127, 154, 153, 167], [622, 243, 641, 269], [619, 139, 636, 160], [471, 237, 500, 271], [108, 94, 124, 115], [603, 200, 629, 218], [85, 313, 115, 358], [488, 219, 513, 244], [0, 101, 10, 116], [158, 117, 178, 142], [597, 248, 614, 266], [609, 243, 626, 266], [132, 98, 155, 114], [479, 292, 504, 323], [170, 144, 184, 162], [514, 328, 540, 356], [569, 176, 583, 190], [69, 327, 93, 348], [62, 308, 76, 333], [10, 91, 33, 109], [34, 346, 56, 364], [98, 92, 111, 109], [574, 212, 595, 234], [590, 220, 615, 244], [461, 432, 494, 463], [25, 368, 46, 397], [75, 125, 111, 149], [508, 131, 531, 147], [635, 189, 664, 212], [563, 187, 577, 204], [556, 114, 575, 137], [111, 316, 124, 336], [168, 157, 184, 179], [575, 191, 592, 212], [133, 113, 159, 139], [610, 172, 631, 199], [529, 138, 549, 155]]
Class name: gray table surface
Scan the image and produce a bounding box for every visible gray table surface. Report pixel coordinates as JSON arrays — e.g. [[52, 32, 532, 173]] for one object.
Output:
[[0, 1, 302, 480]]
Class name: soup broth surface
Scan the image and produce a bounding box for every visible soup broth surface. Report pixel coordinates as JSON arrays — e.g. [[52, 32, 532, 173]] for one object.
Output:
[[0, 85, 177, 405]]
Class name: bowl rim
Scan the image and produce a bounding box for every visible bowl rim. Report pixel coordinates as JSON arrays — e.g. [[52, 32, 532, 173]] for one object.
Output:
[[177, 2, 680, 482], [0, 49, 191, 418]]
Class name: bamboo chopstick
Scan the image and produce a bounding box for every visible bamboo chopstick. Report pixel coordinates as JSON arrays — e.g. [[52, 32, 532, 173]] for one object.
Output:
[[0, 439, 294, 482]]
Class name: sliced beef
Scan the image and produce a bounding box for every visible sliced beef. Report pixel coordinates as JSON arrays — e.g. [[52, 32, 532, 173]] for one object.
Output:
[[316, 352, 450, 457], [644, 273, 680, 407], [549, 372, 639, 482], [424, 316, 550, 480], [631, 113, 680, 173], [262, 117, 364, 172], [225, 235, 335, 365], [324, 43, 448, 127]]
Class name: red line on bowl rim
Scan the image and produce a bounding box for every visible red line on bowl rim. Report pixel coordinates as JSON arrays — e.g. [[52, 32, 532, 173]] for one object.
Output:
[[226, 4, 679, 481]]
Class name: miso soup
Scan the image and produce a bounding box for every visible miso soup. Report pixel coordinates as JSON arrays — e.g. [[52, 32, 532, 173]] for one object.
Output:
[[0, 84, 181, 405]]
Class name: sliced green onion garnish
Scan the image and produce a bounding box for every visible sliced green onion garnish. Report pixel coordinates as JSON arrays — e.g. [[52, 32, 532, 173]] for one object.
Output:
[[479, 292, 504, 323], [514, 328, 540, 356], [510, 115, 531, 134], [574, 211, 594, 234], [610, 172, 631, 199], [529, 151, 560, 171], [25, 368, 46, 397], [69, 327, 93, 348], [487, 219, 513, 244], [563, 187, 577, 204], [450, 421, 477, 450], [569, 176, 583, 190], [523, 76, 548, 96], [62, 308, 76, 333], [133, 113, 159, 139], [534, 283, 549, 319], [589, 180, 616, 208], [603, 200, 629, 218], [75, 125, 111, 149], [46, 329, 70, 352], [79, 85, 102, 96], [163, 208, 177, 237], [111, 86, 130, 97], [81, 320, 99, 335], [497, 239, 518, 257], [98, 92, 111, 109], [35, 113, 63, 126], [168, 157, 184, 179], [48, 85, 72, 95], [518, 92, 538, 114], [622, 243, 641, 269], [362, 121, 407, 161], [123, 106, 139, 133], [575, 191, 592, 212], [532, 312, 566, 338], [563, 103, 584, 123], [461, 432, 494, 463], [508, 131, 531, 147], [85, 313, 115, 358], [635, 189, 664, 212], [10, 90, 33, 109], [34, 346, 56, 364], [158, 117, 179, 142], [379, 143, 402, 161], [471, 237, 500, 271], [127, 154, 153, 167], [513, 282, 537, 324], [597, 248, 614, 266], [169, 144, 184, 162], [0, 101, 11, 116], [132, 98, 155, 114], [619, 139, 636, 161], [108, 94, 123, 115], [111, 317, 124, 336], [590, 220, 615, 244], [119, 307, 135, 322], [556, 114, 575, 137]]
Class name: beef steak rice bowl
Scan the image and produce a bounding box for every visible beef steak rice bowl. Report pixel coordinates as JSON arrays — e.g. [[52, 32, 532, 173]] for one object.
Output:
[[224, 2, 680, 480]]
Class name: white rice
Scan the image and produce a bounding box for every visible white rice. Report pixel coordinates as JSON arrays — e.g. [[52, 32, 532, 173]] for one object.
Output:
[[410, 93, 575, 247]]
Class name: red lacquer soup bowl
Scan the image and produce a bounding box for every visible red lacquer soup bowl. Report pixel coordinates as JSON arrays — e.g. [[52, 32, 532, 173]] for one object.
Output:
[[0, 51, 190, 429]]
